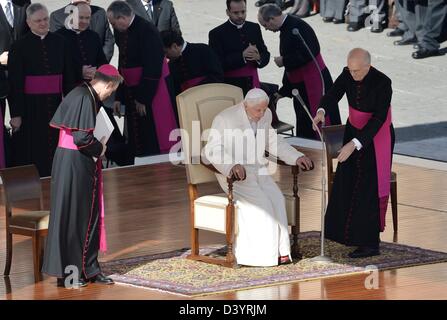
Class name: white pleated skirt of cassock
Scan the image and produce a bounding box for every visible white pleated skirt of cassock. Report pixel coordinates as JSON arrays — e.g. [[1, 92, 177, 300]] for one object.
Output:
[[216, 166, 291, 267]]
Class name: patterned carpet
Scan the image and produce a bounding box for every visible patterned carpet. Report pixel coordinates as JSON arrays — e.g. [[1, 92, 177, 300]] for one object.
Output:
[[101, 231, 447, 296]]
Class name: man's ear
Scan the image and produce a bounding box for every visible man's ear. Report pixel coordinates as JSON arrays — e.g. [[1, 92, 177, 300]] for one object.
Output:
[[105, 82, 114, 90]]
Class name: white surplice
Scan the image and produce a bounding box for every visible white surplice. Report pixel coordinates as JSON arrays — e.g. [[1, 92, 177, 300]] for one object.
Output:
[[204, 103, 304, 266]]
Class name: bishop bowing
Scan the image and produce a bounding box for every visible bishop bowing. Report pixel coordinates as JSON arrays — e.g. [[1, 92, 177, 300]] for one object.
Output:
[[42, 65, 122, 288]]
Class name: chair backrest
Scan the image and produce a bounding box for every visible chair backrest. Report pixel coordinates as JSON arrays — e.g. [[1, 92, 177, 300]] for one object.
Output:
[[176, 83, 244, 185], [321, 125, 346, 174], [0, 165, 43, 216]]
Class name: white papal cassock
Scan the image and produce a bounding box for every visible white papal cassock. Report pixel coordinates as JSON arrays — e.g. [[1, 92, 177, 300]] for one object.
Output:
[[204, 103, 304, 266]]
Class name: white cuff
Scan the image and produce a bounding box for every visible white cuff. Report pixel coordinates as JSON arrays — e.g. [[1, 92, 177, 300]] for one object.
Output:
[[317, 108, 325, 116], [352, 138, 363, 150]]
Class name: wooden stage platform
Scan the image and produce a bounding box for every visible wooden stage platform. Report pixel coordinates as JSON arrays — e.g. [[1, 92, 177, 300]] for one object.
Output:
[[1, 148, 447, 300]]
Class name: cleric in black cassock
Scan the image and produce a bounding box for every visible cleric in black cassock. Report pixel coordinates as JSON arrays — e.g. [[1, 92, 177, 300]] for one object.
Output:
[[56, 2, 108, 85], [258, 4, 341, 139], [209, 0, 270, 95], [161, 30, 223, 96], [8, 3, 75, 177], [42, 65, 122, 288], [108, 1, 178, 159], [314, 49, 395, 258]]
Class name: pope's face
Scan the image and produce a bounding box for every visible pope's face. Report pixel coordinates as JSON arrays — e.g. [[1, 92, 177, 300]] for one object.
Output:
[[245, 100, 268, 122]]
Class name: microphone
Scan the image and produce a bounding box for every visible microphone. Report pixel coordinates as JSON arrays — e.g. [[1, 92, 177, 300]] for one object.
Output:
[[291, 87, 332, 264], [291, 27, 325, 96], [291, 89, 324, 142]]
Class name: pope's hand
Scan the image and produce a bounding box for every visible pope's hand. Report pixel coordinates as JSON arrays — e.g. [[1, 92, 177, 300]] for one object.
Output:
[[230, 164, 246, 181], [296, 156, 313, 171]]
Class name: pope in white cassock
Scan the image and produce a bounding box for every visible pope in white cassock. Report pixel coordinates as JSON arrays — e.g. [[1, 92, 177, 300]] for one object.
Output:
[[204, 88, 313, 267]]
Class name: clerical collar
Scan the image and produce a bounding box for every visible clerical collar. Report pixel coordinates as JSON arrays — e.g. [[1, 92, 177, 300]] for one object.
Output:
[[32, 31, 48, 40], [128, 14, 136, 27], [181, 41, 188, 53], [279, 14, 288, 29], [85, 82, 100, 104], [228, 19, 245, 29]]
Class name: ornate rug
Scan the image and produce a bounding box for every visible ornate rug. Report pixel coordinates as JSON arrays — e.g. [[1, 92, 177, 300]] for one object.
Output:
[[101, 231, 447, 296]]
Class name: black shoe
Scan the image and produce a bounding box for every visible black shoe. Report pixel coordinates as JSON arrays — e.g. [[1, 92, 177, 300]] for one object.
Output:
[[348, 246, 380, 259], [347, 23, 361, 32], [322, 17, 333, 23], [333, 18, 344, 24], [90, 273, 114, 285], [387, 28, 405, 37], [394, 37, 417, 46], [412, 48, 444, 59], [57, 277, 88, 288], [371, 25, 384, 33], [413, 43, 421, 50]]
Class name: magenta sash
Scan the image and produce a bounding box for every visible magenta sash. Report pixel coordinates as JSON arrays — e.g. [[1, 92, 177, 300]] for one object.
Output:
[[224, 64, 261, 88], [24, 74, 63, 95], [58, 129, 107, 252], [120, 67, 142, 87], [348, 107, 392, 232], [120, 59, 178, 153], [180, 76, 206, 92], [286, 54, 330, 125]]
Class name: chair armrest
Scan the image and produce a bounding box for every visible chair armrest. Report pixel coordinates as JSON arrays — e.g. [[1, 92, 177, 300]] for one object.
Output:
[[264, 151, 314, 172], [199, 158, 242, 183]]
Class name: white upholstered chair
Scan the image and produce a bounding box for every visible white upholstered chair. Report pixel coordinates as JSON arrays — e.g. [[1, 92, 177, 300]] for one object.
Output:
[[176, 83, 302, 267]]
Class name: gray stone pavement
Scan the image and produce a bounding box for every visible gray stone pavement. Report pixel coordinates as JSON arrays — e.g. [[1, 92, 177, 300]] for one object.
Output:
[[39, 0, 447, 161]]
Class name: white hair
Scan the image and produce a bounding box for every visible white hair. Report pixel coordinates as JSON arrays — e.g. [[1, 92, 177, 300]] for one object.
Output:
[[26, 3, 48, 18], [244, 88, 269, 106], [348, 48, 371, 65]]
